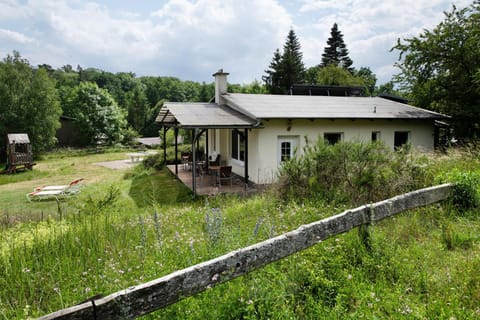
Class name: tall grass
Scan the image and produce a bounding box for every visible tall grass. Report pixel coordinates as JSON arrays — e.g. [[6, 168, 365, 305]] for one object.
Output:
[[0, 147, 480, 319]]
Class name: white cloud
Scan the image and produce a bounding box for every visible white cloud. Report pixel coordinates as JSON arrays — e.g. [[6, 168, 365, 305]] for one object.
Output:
[[0, 28, 34, 44], [148, 0, 293, 82], [0, 0, 293, 83], [296, 0, 473, 84], [0, 0, 473, 84]]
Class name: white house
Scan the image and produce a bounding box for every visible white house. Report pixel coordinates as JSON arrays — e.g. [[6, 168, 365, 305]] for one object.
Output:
[[156, 69, 449, 188]]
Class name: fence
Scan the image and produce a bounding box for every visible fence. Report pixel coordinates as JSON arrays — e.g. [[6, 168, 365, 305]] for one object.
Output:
[[38, 183, 453, 320]]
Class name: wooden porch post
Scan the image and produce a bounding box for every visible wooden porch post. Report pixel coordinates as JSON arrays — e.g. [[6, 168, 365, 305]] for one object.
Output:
[[205, 129, 209, 171], [192, 129, 198, 197], [174, 127, 179, 175], [163, 127, 167, 163], [244, 128, 249, 192]]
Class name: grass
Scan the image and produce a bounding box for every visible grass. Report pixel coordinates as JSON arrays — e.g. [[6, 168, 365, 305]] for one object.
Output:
[[0, 148, 480, 319]]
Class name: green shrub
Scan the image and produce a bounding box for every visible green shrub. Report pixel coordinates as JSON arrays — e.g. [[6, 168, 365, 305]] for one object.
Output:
[[436, 169, 480, 210], [142, 153, 165, 170], [277, 140, 431, 205]]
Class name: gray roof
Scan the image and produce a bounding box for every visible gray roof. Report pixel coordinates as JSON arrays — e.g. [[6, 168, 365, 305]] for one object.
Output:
[[223, 93, 449, 120], [7, 133, 30, 144], [156, 102, 257, 128], [136, 137, 161, 146]]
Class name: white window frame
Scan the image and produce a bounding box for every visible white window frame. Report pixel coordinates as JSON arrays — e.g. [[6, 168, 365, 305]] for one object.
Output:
[[278, 136, 299, 165]]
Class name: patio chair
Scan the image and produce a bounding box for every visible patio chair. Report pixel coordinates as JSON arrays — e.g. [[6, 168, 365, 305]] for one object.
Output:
[[33, 178, 84, 191], [208, 153, 220, 167], [27, 179, 84, 201], [218, 166, 233, 187]]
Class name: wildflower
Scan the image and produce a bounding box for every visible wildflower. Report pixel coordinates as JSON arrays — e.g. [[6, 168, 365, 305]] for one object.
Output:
[[398, 304, 412, 314], [53, 287, 60, 293], [22, 268, 31, 273], [85, 287, 91, 294], [347, 274, 353, 280]]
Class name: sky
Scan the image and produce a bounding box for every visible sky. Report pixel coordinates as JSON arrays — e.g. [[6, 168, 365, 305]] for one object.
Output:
[[0, 0, 473, 85]]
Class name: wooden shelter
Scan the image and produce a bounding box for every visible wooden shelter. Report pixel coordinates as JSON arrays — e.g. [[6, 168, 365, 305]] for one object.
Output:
[[2, 133, 35, 174]]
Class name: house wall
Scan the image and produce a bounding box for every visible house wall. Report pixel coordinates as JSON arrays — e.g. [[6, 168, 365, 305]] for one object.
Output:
[[251, 118, 435, 184], [207, 118, 435, 185]]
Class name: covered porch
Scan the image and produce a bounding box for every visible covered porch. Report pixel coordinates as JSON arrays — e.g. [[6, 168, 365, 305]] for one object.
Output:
[[157, 101, 258, 197], [167, 165, 251, 196]]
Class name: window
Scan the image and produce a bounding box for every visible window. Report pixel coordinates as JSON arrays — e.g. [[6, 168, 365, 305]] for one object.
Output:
[[324, 132, 343, 145], [231, 130, 245, 161], [394, 131, 409, 149], [278, 136, 299, 164], [371, 131, 381, 142], [280, 141, 292, 161]]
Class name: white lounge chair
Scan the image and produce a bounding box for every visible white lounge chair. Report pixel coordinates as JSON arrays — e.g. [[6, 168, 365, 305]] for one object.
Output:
[[27, 179, 84, 201], [33, 178, 84, 191]]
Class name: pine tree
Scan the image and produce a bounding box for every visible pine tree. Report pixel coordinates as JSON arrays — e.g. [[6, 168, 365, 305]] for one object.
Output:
[[263, 29, 305, 94], [321, 23, 354, 72], [281, 29, 306, 92], [262, 48, 284, 94]]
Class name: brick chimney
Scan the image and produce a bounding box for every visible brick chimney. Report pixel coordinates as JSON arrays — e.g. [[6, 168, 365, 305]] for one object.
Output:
[[212, 69, 229, 105]]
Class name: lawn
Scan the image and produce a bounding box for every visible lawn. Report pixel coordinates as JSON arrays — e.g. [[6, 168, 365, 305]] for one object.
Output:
[[0, 148, 480, 319]]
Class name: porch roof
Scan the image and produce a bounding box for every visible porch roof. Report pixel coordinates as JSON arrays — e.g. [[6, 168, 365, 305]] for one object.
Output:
[[156, 102, 257, 128]]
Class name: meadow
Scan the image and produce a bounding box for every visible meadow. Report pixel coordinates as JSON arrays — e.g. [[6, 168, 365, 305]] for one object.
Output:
[[0, 147, 479, 319]]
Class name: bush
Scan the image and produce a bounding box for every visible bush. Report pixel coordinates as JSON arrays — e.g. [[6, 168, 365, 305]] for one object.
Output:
[[436, 169, 480, 210], [276, 140, 431, 205], [142, 153, 165, 170]]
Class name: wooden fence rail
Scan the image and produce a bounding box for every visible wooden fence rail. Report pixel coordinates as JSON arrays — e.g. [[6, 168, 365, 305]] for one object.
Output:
[[38, 183, 453, 320]]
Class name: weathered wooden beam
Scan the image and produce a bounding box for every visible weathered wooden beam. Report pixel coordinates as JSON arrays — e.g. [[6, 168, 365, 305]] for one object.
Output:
[[38, 183, 453, 320]]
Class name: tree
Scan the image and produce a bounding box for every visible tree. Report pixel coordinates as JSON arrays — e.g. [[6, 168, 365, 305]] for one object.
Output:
[[392, 3, 480, 139], [126, 83, 149, 135], [281, 29, 306, 92], [321, 23, 354, 72], [374, 81, 403, 97], [0, 51, 61, 159], [263, 48, 284, 94], [263, 29, 306, 94], [67, 82, 127, 146], [355, 67, 377, 96], [317, 64, 365, 87], [199, 82, 214, 102]]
